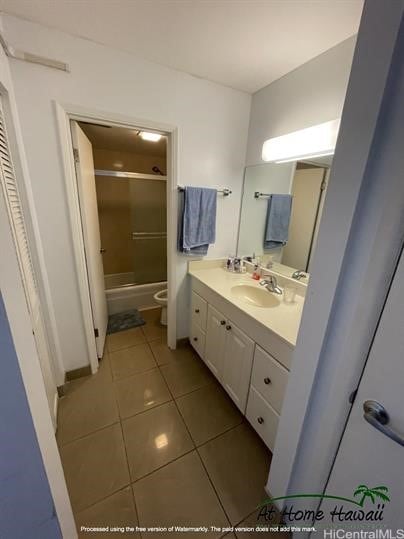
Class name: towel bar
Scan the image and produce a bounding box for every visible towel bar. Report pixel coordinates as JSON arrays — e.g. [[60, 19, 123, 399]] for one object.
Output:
[[254, 192, 272, 198], [178, 186, 232, 196]]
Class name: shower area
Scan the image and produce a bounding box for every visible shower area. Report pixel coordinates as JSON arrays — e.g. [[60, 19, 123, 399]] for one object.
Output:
[[80, 123, 167, 315]]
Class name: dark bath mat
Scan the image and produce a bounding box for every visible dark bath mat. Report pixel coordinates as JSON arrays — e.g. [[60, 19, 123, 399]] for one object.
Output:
[[107, 309, 145, 334]]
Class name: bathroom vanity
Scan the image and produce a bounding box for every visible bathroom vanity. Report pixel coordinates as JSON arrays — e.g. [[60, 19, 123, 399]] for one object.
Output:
[[188, 259, 305, 451]]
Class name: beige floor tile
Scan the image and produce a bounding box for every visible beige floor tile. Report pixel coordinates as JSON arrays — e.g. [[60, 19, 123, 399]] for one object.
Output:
[[150, 339, 196, 367], [75, 487, 140, 538], [235, 507, 284, 538], [114, 368, 172, 419], [106, 327, 146, 352], [110, 343, 157, 380], [57, 357, 119, 446], [141, 318, 167, 342], [198, 423, 271, 525], [133, 451, 229, 538], [176, 383, 243, 446], [160, 353, 214, 398], [60, 424, 130, 513], [122, 401, 194, 481]]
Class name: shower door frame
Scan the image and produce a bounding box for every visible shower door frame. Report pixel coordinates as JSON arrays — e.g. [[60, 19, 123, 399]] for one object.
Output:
[[55, 102, 178, 374]]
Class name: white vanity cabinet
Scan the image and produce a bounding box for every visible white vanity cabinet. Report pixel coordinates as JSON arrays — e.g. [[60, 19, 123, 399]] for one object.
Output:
[[190, 291, 207, 359], [189, 275, 294, 452], [246, 345, 288, 450], [221, 321, 254, 412], [204, 304, 254, 413], [205, 305, 226, 379]]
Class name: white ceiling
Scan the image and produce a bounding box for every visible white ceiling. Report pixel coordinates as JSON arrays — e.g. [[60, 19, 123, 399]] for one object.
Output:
[[0, 0, 363, 93], [79, 123, 167, 157]]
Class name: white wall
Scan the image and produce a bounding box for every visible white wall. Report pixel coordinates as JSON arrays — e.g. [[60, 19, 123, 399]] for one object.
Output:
[[1, 14, 251, 370], [246, 36, 356, 166]]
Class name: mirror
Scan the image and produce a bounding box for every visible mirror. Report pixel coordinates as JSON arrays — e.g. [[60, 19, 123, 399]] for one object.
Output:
[[237, 156, 332, 280]]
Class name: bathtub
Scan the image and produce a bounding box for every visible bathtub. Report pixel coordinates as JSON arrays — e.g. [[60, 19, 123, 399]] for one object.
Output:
[[105, 280, 167, 315]]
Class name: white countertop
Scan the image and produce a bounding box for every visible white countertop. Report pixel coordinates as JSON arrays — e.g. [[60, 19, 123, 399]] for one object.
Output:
[[188, 266, 305, 346]]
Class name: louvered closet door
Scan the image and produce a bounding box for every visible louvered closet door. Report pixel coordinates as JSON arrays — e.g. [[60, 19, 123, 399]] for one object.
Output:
[[0, 99, 57, 429]]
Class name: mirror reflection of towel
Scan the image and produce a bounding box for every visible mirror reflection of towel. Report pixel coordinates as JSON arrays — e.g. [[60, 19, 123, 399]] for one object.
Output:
[[264, 194, 293, 250], [178, 186, 217, 256]]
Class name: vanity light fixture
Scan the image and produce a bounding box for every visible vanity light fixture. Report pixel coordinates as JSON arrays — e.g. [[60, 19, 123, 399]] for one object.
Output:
[[139, 131, 162, 142], [262, 119, 340, 163]]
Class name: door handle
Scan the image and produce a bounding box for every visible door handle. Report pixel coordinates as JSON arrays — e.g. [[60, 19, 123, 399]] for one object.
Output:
[[100, 248, 106, 253], [363, 400, 404, 447]]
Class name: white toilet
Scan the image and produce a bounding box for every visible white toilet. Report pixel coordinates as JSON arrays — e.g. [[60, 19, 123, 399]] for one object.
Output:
[[153, 289, 168, 326]]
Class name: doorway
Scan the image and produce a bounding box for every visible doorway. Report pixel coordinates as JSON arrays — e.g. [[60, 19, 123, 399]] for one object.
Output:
[[281, 162, 328, 273], [70, 120, 170, 361], [55, 104, 178, 374]]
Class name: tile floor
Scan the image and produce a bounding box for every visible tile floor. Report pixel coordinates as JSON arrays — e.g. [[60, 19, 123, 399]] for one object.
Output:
[[57, 308, 274, 538]]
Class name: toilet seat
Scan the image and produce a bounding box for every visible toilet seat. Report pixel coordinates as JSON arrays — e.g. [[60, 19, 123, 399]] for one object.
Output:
[[153, 289, 168, 325], [154, 289, 167, 302]]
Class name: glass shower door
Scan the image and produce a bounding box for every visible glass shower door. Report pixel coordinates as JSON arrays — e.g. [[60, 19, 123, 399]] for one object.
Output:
[[129, 179, 167, 285]]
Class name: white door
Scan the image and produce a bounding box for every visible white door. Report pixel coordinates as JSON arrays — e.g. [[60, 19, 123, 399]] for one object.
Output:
[[282, 167, 325, 271], [222, 322, 254, 413], [205, 305, 226, 379], [319, 246, 404, 529], [71, 122, 108, 358], [0, 99, 57, 428]]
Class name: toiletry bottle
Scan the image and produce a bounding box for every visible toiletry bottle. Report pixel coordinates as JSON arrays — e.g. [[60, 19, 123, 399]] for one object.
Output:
[[226, 256, 234, 271], [252, 264, 260, 280]]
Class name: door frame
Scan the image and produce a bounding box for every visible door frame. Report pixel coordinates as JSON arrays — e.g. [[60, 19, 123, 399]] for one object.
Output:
[[55, 102, 178, 374], [0, 101, 77, 537], [268, 0, 404, 517]]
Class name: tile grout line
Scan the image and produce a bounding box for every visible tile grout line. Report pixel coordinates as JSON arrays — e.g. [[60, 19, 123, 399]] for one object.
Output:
[[157, 352, 234, 533], [151, 334, 262, 532], [99, 341, 142, 531], [59, 357, 216, 447], [109, 344, 142, 534], [67, 320, 255, 535]]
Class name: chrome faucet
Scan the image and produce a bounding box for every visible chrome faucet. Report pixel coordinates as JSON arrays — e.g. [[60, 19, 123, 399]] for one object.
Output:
[[292, 270, 307, 280], [259, 274, 282, 295]]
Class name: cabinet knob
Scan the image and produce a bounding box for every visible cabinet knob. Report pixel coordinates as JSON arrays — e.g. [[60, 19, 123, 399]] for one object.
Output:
[[257, 417, 264, 425], [195, 309, 200, 313], [226, 325, 232, 331], [193, 337, 198, 342], [220, 320, 226, 325], [264, 377, 271, 385]]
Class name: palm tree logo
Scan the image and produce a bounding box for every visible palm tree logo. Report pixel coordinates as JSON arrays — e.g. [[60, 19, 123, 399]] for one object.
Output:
[[353, 485, 390, 507]]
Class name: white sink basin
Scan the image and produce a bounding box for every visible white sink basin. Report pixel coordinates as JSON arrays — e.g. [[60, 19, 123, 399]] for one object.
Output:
[[231, 284, 281, 308]]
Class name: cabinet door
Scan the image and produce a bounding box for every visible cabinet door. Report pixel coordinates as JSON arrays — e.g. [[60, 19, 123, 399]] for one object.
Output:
[[222, 323, 254, 413], [190, 323, 206, 360], [205, 304, 226, 380]]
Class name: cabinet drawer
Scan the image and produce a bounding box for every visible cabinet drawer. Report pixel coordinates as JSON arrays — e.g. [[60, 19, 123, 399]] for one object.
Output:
[[191, 291, 208, 331], [190, 323, 206, 360], [246, 386, 279, 452], [252, 346, 289, 414]]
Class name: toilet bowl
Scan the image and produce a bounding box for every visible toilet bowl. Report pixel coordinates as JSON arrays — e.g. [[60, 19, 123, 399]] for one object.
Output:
[[153, 289, 168, 326]]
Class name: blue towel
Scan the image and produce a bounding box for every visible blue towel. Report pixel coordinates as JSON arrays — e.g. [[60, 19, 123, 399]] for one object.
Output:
[[264, 194, 293, 250], [178, 186, 217, 256]]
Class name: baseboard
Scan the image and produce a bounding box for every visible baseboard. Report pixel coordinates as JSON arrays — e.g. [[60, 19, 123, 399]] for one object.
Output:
[[65, 364, 92, 382], [176, 337, 189, 348]]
